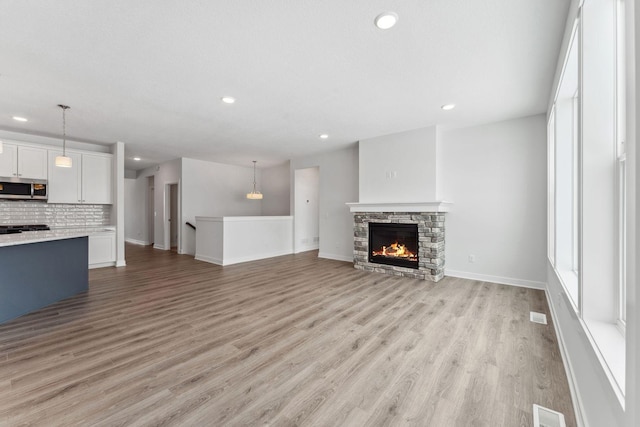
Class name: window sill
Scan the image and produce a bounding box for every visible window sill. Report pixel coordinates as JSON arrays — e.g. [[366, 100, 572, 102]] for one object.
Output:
[[557, 268, 580, 313], [582, 318, 626, 408]]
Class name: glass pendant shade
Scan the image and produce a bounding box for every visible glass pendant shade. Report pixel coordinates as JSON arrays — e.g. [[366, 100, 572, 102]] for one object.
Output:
[[246, 191, 263, 200], [55, 155, 72, 168], [246, 160, 263, 200], [56, 104, 72, 168]]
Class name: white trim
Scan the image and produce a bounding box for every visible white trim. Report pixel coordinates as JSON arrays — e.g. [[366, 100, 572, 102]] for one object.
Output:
[[125, 238, 149, 246], [318, 252, 352, 262], [444, 270, 546, 290], [346, 201, 452, 213], [221, 250, 293, 265], [580, 318, 626, 408], [89, 261, 116, 269], [195, 254, 223, 265], [153, 243, 166, 250], [294, 244, 319, 254], [115, 260, 126, 267], [197, 250, 293, 266], [545, 289, 587, 427]]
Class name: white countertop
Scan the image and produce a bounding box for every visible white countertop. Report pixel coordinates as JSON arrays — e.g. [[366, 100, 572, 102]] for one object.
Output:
[[0, 226, 115, 248]]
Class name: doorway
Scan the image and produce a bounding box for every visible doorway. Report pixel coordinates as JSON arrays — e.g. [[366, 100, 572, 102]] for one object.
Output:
[[147, 176, 154, 246], [164, 183, 180, 252], [294, 167, 320, 253]]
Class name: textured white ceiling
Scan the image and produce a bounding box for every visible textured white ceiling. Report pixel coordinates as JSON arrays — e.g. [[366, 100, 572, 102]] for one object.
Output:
[[0, 0, 570, 170]]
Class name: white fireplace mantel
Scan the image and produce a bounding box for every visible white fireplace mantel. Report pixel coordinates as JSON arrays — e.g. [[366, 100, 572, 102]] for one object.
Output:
[[346, 201, 452, 213]]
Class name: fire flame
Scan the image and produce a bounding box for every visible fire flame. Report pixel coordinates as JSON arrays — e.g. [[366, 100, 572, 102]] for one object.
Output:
[[372, 242, 416, 259]]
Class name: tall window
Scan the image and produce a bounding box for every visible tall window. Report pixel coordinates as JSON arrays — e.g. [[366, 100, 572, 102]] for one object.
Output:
[[615, 0, 626, 327], [551, 23, 580, 309], [548, 0, 627, 398]]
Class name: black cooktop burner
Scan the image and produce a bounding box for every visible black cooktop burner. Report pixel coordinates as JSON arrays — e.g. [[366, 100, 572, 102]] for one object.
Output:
[[0, 224, 50, 234]]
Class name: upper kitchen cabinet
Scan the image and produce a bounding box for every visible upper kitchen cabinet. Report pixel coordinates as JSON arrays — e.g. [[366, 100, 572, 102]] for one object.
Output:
[[48, 150, 113, 204], [47, 150, 81, 203], [82, 153, 113, 204], [0, 144, 47, 180]]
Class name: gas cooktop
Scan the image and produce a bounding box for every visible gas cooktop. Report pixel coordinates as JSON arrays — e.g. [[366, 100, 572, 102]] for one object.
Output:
[[0, 224, 50, 234]]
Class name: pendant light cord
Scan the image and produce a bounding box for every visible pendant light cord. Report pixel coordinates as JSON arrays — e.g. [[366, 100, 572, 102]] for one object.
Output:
[[252, 160, 258, 192], [58, 104, 70, 156]]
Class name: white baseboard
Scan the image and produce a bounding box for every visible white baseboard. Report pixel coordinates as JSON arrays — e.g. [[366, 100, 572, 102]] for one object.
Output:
[[444, 269, 546, 290], [195, 254, 223, 265], [89, 261, 116, 269], [295, 244, 320, 254], [544, 289, 587, 427], [153, 244, 166, 250], [221, 250, 293, 266], [125, 238, 148, 246], [318, 252, 353, 263], [115, 260, 126, 267]]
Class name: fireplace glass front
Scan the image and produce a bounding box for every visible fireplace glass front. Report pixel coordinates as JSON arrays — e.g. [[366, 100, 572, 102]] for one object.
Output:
[[368, 222, 419, 269]]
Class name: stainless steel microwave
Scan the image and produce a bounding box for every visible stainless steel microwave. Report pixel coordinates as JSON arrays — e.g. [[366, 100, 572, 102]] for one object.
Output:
[[0, 178, 48, 200]]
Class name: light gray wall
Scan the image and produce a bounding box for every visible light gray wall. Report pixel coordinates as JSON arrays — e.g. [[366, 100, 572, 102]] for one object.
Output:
[[359, 126, 439, 202], [291, 144, 358, 262], [126, 160, 181, 251], [261, 161, 291, 216], [294, 167, 319, 253], [124, 158, 292, 254], [440, 114, 547, 287], [124, 177, 148, 244], [181, 158, 262, 255]]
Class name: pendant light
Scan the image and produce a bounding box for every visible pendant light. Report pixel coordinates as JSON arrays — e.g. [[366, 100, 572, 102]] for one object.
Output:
[[246, 160, 263, 200], [55, 104, 72, 168]]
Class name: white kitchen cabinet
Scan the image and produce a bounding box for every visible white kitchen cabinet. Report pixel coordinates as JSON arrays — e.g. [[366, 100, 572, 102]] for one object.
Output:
[[0, 144, 17, 177], [0, 144, 47, 179], [47, 150, 81, 203], [89, 233, 116, 268], [47, 150, 112, 204], [82, 154, 113, 204]]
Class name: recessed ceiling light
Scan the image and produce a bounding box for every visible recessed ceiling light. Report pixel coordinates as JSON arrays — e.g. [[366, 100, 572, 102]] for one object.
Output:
[[221, 96, 236, 104], [12, 116, 28, 122], [319, 134, 329, 139], [441, 104, 456, 111], [133, 157, 141, 161], [375, 12, 398, 30]]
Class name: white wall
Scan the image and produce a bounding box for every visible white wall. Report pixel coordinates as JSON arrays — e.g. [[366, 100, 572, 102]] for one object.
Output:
[[124, 177, 148, 245], [181, 158, 262, 255], [261, 161, 291, 216], [291, 144, 358, 262], [294, 167, 319, 253], [123, 160, 181, 251], [359, 126, 439, 202], [124, 157, 291, 255], [440, 114, 547, 288]]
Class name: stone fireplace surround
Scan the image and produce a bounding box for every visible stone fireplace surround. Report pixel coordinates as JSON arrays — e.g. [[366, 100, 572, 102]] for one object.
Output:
[[347, 202, 450, 282]]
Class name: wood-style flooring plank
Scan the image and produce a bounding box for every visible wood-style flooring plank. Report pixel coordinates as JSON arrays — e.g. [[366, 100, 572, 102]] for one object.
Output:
[[0, 244, 576, 426]]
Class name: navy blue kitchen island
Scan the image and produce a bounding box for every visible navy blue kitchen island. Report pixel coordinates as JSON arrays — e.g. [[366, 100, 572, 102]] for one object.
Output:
[[0, 235, 88, 324]]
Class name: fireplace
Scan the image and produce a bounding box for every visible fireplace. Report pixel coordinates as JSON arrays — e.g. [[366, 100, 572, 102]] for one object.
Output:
[[348, 205, 449, 282], [368, 223, 418, 269]]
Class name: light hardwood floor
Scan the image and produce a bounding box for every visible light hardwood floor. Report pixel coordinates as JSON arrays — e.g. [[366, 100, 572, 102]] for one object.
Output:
[[0, 244, 576, 426]]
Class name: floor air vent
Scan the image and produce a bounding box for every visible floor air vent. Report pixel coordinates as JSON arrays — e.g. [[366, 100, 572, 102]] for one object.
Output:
[[530, 311, 548, 325], [533, 404, 566, 427]]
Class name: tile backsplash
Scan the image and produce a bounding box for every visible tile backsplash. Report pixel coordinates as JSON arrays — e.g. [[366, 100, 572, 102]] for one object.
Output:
[[0, 201, 111, 227]]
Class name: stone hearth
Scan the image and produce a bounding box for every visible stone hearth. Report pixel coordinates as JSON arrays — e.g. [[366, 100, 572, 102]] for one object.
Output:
[[351, 212, 445, 282]]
